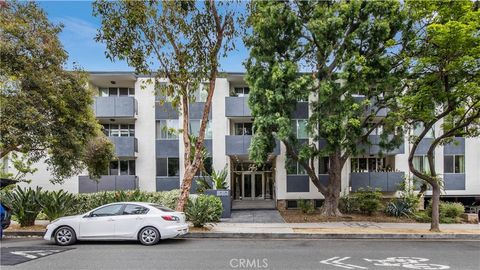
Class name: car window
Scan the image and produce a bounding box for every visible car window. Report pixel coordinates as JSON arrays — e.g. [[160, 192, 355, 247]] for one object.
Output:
[[91, 204, 123, 217], [123, 204, 149, 215], [150, 204, 175, 212]]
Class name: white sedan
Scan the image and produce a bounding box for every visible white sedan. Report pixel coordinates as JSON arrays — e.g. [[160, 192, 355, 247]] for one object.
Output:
[[44, 202, 188, 246]]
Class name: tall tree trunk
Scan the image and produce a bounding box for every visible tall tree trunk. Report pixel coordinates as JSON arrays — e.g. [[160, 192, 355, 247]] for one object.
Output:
[[176, 164, 198, 212], [430, 183, 441, 232], [319, 153, 342, 216]]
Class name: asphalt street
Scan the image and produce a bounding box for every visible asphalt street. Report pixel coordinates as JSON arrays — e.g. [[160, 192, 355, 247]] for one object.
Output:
[[1, 237, 479, 270]]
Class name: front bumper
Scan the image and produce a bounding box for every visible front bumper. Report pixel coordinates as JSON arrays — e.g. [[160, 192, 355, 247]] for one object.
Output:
[[161, 223, 189, 239], [43, 224, 59, 241]]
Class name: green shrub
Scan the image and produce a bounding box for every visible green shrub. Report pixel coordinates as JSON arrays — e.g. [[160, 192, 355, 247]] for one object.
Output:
[[147, 189, 180, 209], [1, 186, 43, 227], [414, 211, 431, 223], [185, 195, 222, 227], [339, 194, 358, 214], [297, 199, 315, 214], [425, 201, 464, 223], [39, 190, 77, 221], [69, 190, 182, 215], [355, 188, 382, 215]]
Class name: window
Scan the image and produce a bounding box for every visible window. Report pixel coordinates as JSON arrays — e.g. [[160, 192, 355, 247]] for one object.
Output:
[[234, 123, 253, 135], [291, 120, 308, 139], [123, 204, 149, 215], [190, 120, 212, 139], [233, 87, 250, 97], [413, 155, 432, 174], [99, 88, 109, 97], [193, 84, 209, 102], [412, 123, 434, 138], [319, 157, 329, 174], [444, 155, 464, 173], [198, 157, 213, 176], [156, 120, 179, 139], [350, 157, 387, 172], [102, 124, 135, 137], [91, 204, 123, 217], [156, 158, 179, 177], [286, 157, 307, 175], [109, 160, 119, 175], [108, 160, 135, 175], [101, 87, 135, 97]]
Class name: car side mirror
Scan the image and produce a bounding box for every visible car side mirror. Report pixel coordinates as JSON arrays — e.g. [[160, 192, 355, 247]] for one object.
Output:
[[83, 213, 92, 218]]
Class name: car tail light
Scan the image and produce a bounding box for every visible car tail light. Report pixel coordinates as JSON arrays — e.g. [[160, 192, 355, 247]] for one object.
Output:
[[162, 215, 180, 221]]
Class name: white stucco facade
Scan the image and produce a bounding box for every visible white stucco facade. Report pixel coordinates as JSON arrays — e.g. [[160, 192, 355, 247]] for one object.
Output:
[[5, 72, 479, 208]]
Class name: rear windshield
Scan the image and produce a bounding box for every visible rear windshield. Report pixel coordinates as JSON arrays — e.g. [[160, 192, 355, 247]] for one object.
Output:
[[150, 204, 175, 212]]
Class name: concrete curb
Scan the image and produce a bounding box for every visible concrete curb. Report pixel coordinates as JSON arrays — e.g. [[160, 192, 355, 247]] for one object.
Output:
[[5, 230, 479, 240]]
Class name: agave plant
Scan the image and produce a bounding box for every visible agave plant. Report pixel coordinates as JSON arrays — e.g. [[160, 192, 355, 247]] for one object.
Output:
[[39, 190, 77, 221], [2, 186, 43, 227], [211, 167, 228, 190]]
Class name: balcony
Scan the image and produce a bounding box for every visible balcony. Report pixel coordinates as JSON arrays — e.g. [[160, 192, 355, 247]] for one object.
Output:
[[78, 175, 138, 193], [350, 171, 405, 192], [225, 135, 280, 156], [94, 96, 137, 119], [444, 174, 466, 190], [109, 137, 138, 158], [225, 96, 251, 117]]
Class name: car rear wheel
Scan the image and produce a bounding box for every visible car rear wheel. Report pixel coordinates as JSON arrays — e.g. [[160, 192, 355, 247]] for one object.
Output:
[[54, 226, 76, 246], [138, 226, 160, 245]]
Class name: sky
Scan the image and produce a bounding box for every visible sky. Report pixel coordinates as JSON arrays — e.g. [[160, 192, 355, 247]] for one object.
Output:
[[37, 0, 249, 72]]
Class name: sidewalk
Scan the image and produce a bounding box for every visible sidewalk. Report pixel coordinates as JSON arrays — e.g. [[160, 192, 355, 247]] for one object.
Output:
[[4, 221, 479, 240]]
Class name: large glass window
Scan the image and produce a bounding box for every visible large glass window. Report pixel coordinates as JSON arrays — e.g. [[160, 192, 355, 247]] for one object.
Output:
[[286, 157, 307, 175], [291, 120, 308, 139], [102, 124, 135, 137], [109, 160, 119, 176], [193, 84, 208, 102], [413, 155, 432, 174], [156, 120, 179, 139], [319, 157, 329, 174], [102, 87, 135, 97], [233, 87, 250, 97], [198, 157, 213, 176], [351, 157, 387, 172], [99, 88, 109, 97], [190, 120, 212, 139], [156, 158, 180, 177], [234, 123, 253, 135], [108, 160, 135, 176], [444, 155, 465, 173], [412, 123, 434, 138]]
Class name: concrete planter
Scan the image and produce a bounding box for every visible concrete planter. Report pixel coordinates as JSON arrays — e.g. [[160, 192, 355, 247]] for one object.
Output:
[[205, 189, 231, 218]]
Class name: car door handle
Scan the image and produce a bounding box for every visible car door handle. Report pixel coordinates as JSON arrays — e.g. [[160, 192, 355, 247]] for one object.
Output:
[[107, 218, 115, 221], [136, 217, 143, 220]]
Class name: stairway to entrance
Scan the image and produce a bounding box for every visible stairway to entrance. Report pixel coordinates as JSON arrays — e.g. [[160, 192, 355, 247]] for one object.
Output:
[[232, 200, 276, 210]]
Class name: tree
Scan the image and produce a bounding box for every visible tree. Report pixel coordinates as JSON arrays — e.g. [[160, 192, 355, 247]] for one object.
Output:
[[0, 1, 115, 183], [400, 0, 480, 232], [93, 0, 242, 211], [245, 0, 408, 216]]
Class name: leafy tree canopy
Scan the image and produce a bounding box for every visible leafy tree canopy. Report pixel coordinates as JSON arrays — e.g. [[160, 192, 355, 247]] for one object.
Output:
[[0, 1, 115, 183]]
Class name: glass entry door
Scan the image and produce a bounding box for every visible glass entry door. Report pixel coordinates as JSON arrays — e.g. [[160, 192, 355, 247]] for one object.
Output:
[[241, 173, 264, 200]]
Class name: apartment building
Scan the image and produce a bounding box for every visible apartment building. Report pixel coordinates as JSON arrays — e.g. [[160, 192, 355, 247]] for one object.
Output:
[[11, 72, 480, 209]]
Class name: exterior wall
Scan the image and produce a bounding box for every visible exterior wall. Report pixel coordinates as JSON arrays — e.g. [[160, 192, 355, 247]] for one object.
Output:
[[133, 78, 156, 192], [6, 72, 479, 204], [212, 78, 230, 187]]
